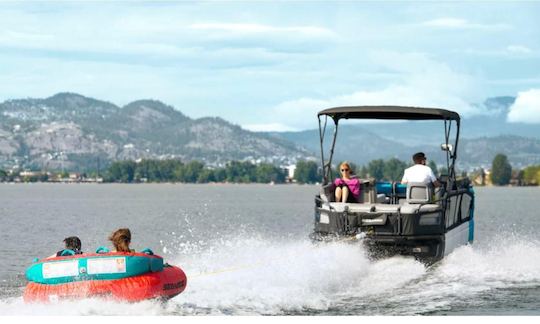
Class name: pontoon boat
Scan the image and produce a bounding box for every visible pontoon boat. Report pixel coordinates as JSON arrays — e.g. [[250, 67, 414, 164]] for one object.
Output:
[[311, 106, 475, 264]]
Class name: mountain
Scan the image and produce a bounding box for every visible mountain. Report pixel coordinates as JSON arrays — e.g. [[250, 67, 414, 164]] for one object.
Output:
[[351, 96, 540, 143], [2, 93, 538, 172], [270, 126, 415, 164], [271, 127, 540, 170], [458, 135, 540, 169], [0, 93, 312, 171]]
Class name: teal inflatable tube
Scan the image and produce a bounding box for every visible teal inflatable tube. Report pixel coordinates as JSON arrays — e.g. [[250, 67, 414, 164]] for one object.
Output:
[[26, 252, 164, 285]]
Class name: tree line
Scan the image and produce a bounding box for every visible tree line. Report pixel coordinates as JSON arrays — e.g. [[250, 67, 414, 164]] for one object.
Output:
[[2, 154, 539, 186], [0, 158, 432, 184], [104, 159, 287, 183]]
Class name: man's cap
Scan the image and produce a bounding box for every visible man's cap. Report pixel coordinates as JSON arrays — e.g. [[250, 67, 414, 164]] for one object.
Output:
[[412, 152, 426, 162]]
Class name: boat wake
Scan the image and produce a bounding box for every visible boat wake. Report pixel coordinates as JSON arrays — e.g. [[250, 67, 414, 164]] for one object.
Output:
[[1, 233, 539, 315]]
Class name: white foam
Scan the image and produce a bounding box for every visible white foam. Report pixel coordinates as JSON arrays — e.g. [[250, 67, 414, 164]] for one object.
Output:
[[166, 237, 426, 315], [2, 235, 539, 315], [377, 236, 540, 315], [0, 297, 163, 316]]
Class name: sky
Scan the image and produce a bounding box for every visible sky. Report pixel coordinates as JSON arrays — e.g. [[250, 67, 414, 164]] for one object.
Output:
[[1, 0, 539, 131]]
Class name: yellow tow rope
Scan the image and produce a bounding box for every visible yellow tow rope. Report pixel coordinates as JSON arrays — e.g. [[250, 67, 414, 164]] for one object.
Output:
[[188, 261, 269, 279]]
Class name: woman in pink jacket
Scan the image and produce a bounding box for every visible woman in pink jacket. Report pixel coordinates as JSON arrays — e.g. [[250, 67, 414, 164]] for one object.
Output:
[[334, 162, 361, 203]]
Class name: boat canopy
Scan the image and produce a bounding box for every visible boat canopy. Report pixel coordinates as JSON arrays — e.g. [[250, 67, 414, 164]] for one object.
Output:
[[317, 105, 461, 185], [318, 106, 460, 122]]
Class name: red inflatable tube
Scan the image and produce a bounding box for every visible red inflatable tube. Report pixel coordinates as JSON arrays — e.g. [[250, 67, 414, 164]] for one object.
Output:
[[24, 265, 187, 303]]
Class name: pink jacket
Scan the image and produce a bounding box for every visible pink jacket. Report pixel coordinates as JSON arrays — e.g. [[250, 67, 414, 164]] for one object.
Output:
[[334, 177, 361, 200]]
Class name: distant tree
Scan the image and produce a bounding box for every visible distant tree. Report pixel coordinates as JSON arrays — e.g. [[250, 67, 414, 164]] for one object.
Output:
[[256, 163, 286, 183], [123, 161, 137, 183], [0, 169, 7, 181], [491, 154, 512, 185], [225, 161, 256, 183], [367, 159, 385, 180], [106, 160, 136, 182], [197, 168, 215, 183], [213, 168, 227, 182], [38, 173, 49, 182], [439, 167, 448, 176], [159, 159, 179, 181], [148, 160, 164, 181], [294, 160, 319, 184], [382, 158, 406, 181], [358, 166, 368, 178], [134, 160, 151, 181], [183, 161, 204, 182], [522, 165, 540, 186], [428, 160, 439, 177], [512, 169, 524, 186], [173, 163, 185, 181]]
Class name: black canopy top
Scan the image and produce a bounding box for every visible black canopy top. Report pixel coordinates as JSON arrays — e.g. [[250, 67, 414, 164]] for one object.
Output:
[[318, 106, 460, 121]]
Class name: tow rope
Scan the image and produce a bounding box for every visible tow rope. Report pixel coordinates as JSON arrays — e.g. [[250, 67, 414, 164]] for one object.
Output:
[[187, 234, 364, 279]]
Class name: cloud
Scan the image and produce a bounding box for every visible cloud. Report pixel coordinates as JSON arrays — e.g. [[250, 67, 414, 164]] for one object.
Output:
[[506, 45, 533, 55], [243, 123, 299, 132], [186, 22, 338, 54], [421, 18, 511, 31], [0, 30, 54, 43], [458, 45, 536, 58], [0, 14, 312, 68], [507, 89, 540, 123], [0, 2, 535, 131], [189, 23, 335, 38], [266, 52, 486, 130]]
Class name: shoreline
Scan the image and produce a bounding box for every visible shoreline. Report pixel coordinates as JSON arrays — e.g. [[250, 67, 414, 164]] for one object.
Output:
[[0, 181, 536, 188], [0, 181, 318, 186]]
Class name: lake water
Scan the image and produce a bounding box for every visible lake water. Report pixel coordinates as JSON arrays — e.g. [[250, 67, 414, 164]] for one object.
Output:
[[0, 183, 539, 315]]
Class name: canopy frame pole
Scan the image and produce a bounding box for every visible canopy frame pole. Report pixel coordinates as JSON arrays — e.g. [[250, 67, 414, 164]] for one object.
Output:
[[318, 115, 327, 184], [318, 115, 339, 185]]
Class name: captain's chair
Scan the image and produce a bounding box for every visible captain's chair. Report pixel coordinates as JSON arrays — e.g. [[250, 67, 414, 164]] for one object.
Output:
[[406, 182, 434, 204]]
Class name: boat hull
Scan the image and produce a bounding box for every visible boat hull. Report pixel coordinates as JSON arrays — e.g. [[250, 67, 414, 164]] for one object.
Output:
[[312, 219, 472, 264]]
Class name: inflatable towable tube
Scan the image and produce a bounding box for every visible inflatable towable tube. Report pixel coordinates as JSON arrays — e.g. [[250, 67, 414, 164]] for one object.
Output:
[[24, 250, 187, 303]]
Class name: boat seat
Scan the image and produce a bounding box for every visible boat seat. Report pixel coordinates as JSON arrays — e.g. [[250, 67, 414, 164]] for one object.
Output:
[[327, 202, 374, 213], [326, 202, 402, 214], [372, 204, 400, 213], [359, 178, 377, 203], [400, 203, 441, 214], [326, 201, 438, 215], [406, 182, 434, 204], [319, 183, 335, 203]]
